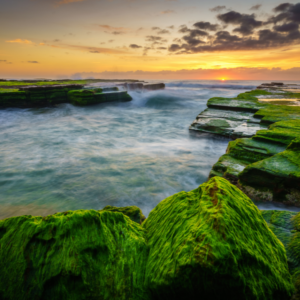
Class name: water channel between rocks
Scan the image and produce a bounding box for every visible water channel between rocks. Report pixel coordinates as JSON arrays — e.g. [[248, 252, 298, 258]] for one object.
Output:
[[1, 80, 299, 219]]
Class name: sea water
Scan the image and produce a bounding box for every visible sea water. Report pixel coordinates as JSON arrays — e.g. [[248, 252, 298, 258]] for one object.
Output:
[[0, 80, 299, 219]]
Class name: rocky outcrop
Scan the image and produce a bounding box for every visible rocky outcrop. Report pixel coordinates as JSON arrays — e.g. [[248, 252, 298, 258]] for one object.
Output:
[[143, 83, 165, 91], [0, 85, 83, 107], [0, 177, 294, 300], [210, 120, 300, 204], [0, 209, 149, 300], [190, 84, 300, 205], [0, 85, 132, 108], [68, 90, 132, 106], [262, 210, 300, 299]]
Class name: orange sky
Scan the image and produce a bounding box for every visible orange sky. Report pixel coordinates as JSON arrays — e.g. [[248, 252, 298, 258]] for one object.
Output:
[[1, 0, 300, 80]]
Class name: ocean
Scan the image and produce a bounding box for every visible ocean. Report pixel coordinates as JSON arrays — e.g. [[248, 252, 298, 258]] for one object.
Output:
[[1, 80, 299, 219]]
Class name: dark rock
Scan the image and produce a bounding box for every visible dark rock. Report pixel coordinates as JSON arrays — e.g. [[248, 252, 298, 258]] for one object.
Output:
[[143, 83, 165, 90]]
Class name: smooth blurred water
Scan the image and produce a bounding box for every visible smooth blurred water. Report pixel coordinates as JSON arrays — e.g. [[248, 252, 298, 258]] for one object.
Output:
[[0, 80, 298, 219]]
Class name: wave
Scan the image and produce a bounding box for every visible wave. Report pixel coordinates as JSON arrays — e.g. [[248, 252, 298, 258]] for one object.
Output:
[[166, 82, 257, 90]]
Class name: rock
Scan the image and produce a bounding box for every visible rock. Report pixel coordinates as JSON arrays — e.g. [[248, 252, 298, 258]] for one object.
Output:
[[143, 176, 293, 300], [0, 85, 83, 107], [210, 119, 300, 204], [101, 205, 146, 224], [261, 210, 300, 298], [189, 90, 274, 138], [143, 83, 165, 91], [68, 90, 132, 106], [189, 107, 268, 138], [0, 209, 149, 300], [239, 138, 300, 204], [0, 178, 294, 299]]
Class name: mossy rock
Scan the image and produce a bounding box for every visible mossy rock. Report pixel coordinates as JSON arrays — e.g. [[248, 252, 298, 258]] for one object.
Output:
[[101, 205, 146, 224], [261, 210, 300, 298], [143, 176, 294, 300], [239, 139, 300, 203], [0, 209, 149, 300]]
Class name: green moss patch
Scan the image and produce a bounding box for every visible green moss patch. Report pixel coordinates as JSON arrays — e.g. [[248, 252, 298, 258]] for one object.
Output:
[[0, 209, 149, 300], [143, 176, 293, 300]]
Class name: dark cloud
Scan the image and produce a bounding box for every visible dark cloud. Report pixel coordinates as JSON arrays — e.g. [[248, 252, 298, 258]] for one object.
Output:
[[273, 3, 293, 12], [250, 4, 262, 11], [129, 44, 142, 49], [169, 26, 300, 54], [108, 40, 114, 43], [167, 25, 175, 29], [217, 11, 263, 35], [28, 61, 39, 64], [157, 47, 167, 50], [0, 60, 7, 62], [53, 39, 61, 42], [210, 5, 226, 12], [268, 3, 300, 25], [274, 22, 299, 32], [145, 36, 167, 44], [179, 25, 208, 36], [152, 27, 161, 31], [193, 21, 219, 31]]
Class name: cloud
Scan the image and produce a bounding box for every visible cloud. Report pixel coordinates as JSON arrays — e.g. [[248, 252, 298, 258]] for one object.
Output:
[[146, 36, 168, 44], [210, 6, 226, 12], [157, 47, 167, 50], [28, 61, 39, 63], [168, 25, 175, 29], [250, 4, 262, 11], [129, 44, 142, 49], [53, 39, 61, 42], [273, 3, 293, 12], [269, 3, 300, 24], [161, 10, 175, 14], [70, 67, 300, 80], [61, 44, 128, 54], [0, 60, 7, 62], [95, 24, 129, 35], [108, 40, 114, 43], [6, 39, 34, 44], [193, 21, 219, 31], [274, 22, 299, 32], [168, 3, 300, 55], [217, 11, 263, 35]]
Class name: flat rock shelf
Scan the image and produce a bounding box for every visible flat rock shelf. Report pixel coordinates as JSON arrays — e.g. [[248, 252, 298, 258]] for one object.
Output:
[[190, 83, 300, 206]]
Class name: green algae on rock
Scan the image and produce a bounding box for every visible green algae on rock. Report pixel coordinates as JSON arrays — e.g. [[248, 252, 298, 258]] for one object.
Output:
[[261, 210, 300, 298], [205, 86, 300, 205], [143, 176, 294, 300], [239, 138, 300, 204], [101, 205, 146, 224], [0, 209, 149, 300], [0, 177, 295, 300], [68, 90, 132, 106]]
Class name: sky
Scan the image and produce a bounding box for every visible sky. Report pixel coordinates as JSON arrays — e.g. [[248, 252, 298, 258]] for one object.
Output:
[[1, 0, 300, 80]]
